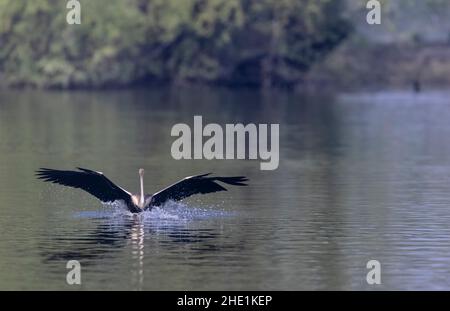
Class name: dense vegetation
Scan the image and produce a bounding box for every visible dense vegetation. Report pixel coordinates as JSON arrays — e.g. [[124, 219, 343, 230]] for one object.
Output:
[[0, 0, 350, 88]]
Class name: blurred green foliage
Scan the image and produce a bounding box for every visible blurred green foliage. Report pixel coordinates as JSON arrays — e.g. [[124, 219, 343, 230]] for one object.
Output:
[[0, 0, 350, 88]]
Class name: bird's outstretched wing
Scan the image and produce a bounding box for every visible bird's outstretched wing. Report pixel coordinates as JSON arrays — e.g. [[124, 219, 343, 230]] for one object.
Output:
[[36, 167, 131, 204], [150, 173, 248, 207]]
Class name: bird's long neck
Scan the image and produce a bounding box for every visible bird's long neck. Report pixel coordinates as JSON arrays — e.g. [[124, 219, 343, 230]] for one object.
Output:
[[140, 174, 144, 205]]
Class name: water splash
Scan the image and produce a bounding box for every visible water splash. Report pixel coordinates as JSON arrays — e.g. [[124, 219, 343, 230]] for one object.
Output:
[[143, 201, 234, 220], [74, 200, 234, 221]]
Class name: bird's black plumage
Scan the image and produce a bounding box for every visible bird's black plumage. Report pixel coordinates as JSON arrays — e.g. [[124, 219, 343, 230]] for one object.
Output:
[[36, 167, 132, 204], [150, 173, 248, 206], [36, 168, 248, 213]]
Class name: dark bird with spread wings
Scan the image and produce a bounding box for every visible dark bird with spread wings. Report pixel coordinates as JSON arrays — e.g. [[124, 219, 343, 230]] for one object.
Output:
[[36, 168, 248, 213]]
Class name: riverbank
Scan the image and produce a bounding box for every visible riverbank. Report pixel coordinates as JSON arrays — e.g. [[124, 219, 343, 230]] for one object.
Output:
[[302, 40, 450, 93], [3, 41, 449, 93]]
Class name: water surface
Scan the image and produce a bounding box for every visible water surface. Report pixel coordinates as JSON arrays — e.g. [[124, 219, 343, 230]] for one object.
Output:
[[1, 88, 450, 290]]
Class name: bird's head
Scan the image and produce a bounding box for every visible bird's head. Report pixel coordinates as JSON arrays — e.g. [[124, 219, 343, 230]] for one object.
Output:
[[139, 168, 145, 177]]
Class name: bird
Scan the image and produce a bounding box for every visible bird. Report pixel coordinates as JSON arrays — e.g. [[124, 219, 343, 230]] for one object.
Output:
[[36, 167, 248, 213]]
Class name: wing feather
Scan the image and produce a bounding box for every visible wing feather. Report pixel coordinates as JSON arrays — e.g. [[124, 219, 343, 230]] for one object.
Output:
[[150, 174, 248, 207], [36, 168, 131, 204]]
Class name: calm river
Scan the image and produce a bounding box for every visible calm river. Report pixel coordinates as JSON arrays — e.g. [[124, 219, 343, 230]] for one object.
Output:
[[1, 87, 450, 290]]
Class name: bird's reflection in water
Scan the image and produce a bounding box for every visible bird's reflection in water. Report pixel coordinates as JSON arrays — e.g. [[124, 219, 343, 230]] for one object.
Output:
[[40, 206, 233, 287], [129, 217, 144, 289]]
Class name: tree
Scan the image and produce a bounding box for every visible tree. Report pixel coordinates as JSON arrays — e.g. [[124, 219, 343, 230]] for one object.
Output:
[[0, 0, 351, 88]]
